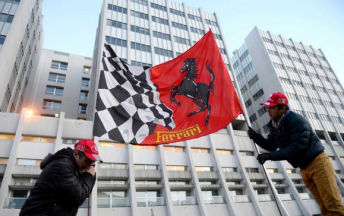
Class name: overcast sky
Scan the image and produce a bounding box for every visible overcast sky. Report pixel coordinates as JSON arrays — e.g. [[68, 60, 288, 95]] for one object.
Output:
[[42, 0, 344, 85]]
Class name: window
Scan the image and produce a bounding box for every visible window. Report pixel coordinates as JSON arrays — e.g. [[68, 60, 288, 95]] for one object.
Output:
[[262, 37, 273, 44], [243, 62, 253, 74], [154, 47, 173, 57], [286, 169, 296, 173], [150, 2, 167, 11], [62, 139, 78, 145], [106, 19, 127, 30], [105, 36, 127, 47], [131, 25, 150, 36], [163, 146, 184, 152], [131, 42, 151, 53], [195, 166, 213, 172], [80, 91, 88, 100], [273, 63, 284, 70], [48, 73, 66, 83], [152, 16, 169, 25], [237, 73, 243, 81], [258, 106, 267, 116], [266, 168, 278, 173], [219, 48, 226, 55], [222, 167, 237, 172], [131, 61, 152, 67], [169, 8, 185, 17], [134, 164, 158, 170], [187, 14, 202, 22], [78, 104, 87, 114], [245, 168, 259, 173], [51, 61, 67, 70], [241, 85, 248, 94], [81, 78, 90, 87], [328, 156, 335, 160], [83, 66, 91, 74], [248, 74, 259, 87], [99, 163, 127, 169], [135, 180, 159, 185], [253, 89, 264, 101], [240, 50, 249, 62], [169, 180, 188, 185], [130, 0, 148, 6], [174, 36, 191, 45], [191, 148, 210, 153], [0, 134, 15, 140], [107, 4, 127, 14], [190, 27, 205, 35], [40, 137, 56, 143], [166, 165, 187, 171], [216, 149, 233, 155], [205, 19, 217, 27], [133, 145, 157, 150], [17, 159, 36, 166], [0, 36, 5, 45], [240, 151, 254, 156], [130, 10, 148, 20], [249, 114, 257, 123], [42, 100, 61, 111], [267, 49, 278, 56], [99, 141, 126, 148], [45, 86, 63, 96], [245, 99, 252, 108], [171, 22, 187, 30]]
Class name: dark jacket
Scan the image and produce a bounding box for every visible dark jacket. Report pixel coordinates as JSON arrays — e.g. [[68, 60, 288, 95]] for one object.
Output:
[[19, 148, 96, 216], [255, 110, 324, 169]]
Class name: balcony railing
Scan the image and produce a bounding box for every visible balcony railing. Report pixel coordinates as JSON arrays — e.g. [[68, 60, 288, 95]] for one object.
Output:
[[172, 196, 197, 206], [137, 197, 165, 207], [279, 193, 294, 201], [204, 196, 225, 204], [4, 197, 26, 209], [4, 197, 89, 209], [97, 198, 130, 208], [231, 195, 251, 203], [257, 194, 275, 202]]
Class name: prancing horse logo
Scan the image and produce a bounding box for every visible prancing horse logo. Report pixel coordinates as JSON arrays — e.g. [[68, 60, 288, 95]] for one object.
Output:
[[170, 58, 215, 126]]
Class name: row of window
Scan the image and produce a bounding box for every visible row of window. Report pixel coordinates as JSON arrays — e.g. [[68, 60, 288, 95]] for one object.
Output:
[[169, 8, 185, 17], [107, 4, 127, 14], [0, 13, 14, 23], [106, 19, 127, 30], [152, 16, 169, 25], [130, 25, 150, 35], [154, 47, 173, 57], [239, 50, 249, 62], [150, 2, 166, 11], [131, 42, 151, 53], [130, 10, 149, 20], [42, 99, 88, 114], [248, 74, 259, 87], [48, 73, 90, 86], [130, 0, 148, 6], [205, 19, 217, 27], [105, 36, 127, 47], [153, 31, 171, 41], [190, 27, 205, 35], [45, 86, 89, 100], [243, 62, 253, 74], [131, 60, 152, 67], [187, 14, 202, 22], [172, 21, 187, 30], [51, 61, 67, 70], [174, 36, 191, 45]]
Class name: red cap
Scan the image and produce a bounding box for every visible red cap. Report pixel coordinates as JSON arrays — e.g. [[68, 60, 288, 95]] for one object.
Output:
[[74, 139, 103, 163], [261, 92, 289, 107]]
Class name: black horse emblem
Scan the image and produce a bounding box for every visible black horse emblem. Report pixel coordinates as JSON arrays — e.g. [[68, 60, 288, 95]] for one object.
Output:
[[170, 58, 215, 126]]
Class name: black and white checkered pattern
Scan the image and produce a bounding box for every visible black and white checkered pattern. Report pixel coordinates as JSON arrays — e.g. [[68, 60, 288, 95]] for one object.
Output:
[[93, 43, 175, 144]]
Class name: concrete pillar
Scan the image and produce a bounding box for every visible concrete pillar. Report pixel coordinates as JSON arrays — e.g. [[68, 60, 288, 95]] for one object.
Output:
[[53, 112, 65, 152], [0, 108, 27, 213], [128, 144, 138, 216]]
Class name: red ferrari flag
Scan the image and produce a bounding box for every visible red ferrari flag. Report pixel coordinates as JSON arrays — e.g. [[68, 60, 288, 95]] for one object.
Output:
[[93, 30, 243, 144]]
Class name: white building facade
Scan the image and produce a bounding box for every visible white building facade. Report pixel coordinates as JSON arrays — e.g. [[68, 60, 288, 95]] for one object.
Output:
[[0, 0, 43, 114], [23, 49, 93, 120]]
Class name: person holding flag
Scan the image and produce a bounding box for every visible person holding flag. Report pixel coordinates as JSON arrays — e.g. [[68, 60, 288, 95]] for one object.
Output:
[[247, 92, 344, 216]]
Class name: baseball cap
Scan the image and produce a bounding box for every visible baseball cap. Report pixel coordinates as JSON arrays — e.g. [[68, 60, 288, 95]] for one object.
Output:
[[261, 92, 289, 107], [74, 139, 103, 163]]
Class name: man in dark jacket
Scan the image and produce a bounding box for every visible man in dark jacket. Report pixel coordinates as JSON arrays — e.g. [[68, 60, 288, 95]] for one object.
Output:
[[20, 139, 102, 216], [248, 92, 344, 216]]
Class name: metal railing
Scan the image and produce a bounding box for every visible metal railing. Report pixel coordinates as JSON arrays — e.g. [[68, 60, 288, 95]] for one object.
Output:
[[279, 193, 294, 201], [97, 198, 130, 208], [204, 196, 225, 204], [137, 197, 165, 207], [4, 198, 27, 209], [231, 195, 251, 203], [172, 196, 197, 206], [257, 194, 275, 202]]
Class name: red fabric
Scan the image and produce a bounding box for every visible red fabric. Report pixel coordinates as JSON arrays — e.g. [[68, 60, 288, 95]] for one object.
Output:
[[142, 30, 243, 144]]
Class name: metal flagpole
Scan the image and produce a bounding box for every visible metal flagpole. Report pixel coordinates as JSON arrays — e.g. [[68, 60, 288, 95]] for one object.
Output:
[[242, 114, 289, 216]]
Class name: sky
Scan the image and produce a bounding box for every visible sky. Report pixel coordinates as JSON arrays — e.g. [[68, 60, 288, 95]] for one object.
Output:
[[42, 0, 344, 85]]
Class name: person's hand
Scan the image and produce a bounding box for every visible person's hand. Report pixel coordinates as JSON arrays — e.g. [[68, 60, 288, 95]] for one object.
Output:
[[247, 126, 259, 139], [257, 153, 271, 165], [85, 165, 96, 177]]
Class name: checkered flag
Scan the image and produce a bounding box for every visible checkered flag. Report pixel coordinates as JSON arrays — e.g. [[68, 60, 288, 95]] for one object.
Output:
[[93, 43, 175, 144]]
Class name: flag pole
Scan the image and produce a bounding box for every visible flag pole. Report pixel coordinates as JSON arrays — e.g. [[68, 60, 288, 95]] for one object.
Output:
[[242, 114, 288, 216]]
